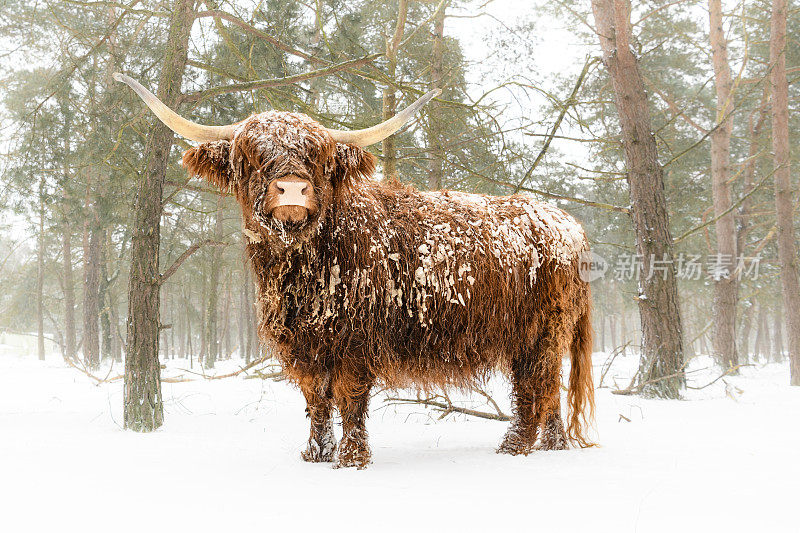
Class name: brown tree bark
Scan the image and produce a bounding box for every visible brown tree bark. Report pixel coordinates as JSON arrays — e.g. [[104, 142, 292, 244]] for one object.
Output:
[[736, 90, 768, 257], [708, 0, 738, 370], [59, 94, 77, 363], [739, 298, 754, 363], [62, 228, 76, 362], [381, 0, 408, 181], [769, 0, 800, 385], [83, 224, 101, 368], [204, 197, 224, 369], [199, 265, 207, 366], [762, 306, 772, 359], [242, 245, 255, 364], [99, 231, 113, 361], [124, 0, 195, 431], [591, 0, 685, 397], [37, 177, 45, 361], [774, 305, 784, 362], [427, 4, 445, 190], [754, 302, 766, 359]]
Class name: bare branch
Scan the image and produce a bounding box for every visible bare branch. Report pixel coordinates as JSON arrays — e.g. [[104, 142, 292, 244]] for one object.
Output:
[[159, 239, 228, 285], [513, 56, 598, 193], [180, 54, 381, 104]]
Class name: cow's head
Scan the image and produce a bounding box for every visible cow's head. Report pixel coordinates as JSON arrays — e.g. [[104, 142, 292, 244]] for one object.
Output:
[[114, 73, 438, 248]]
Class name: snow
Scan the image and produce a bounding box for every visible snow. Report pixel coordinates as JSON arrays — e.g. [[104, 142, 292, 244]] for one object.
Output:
[[1, 347, 798, 532]]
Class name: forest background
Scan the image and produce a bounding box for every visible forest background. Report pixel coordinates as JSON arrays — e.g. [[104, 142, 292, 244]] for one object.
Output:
[[1, 0, 798, 409]]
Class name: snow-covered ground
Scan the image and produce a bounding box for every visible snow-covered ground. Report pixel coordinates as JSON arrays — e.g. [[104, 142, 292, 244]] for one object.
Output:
[[1, 347, 797, 532]]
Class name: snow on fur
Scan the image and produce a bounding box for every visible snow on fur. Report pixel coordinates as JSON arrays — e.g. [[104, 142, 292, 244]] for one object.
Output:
[[182, 110, 594, 467]]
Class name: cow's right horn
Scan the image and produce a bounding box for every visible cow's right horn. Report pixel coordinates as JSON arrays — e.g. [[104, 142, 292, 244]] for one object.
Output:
[[113, 73, 237, 143], [325, 88, 441, 147]]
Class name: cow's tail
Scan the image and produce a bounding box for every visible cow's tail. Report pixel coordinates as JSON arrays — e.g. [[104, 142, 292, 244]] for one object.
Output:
[[566, 299, 596, 447]]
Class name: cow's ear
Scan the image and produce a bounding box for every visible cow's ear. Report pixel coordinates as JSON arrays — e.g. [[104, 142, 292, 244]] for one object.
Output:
[[332, 143, 376, 189], [182, 141, 232, 191]]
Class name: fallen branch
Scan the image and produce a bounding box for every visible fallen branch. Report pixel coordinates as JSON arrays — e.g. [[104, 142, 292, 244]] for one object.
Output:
[[176, 354, 277, 380], [686, 364, 754, 390], [598, 341, 631, 389], [64, 356, 122, 384], [384, 395, 510, 421], [611, 370, 687, 396], [472, 386, 509, 419]]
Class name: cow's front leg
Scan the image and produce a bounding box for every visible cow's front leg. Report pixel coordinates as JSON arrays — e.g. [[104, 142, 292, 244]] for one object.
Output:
[[333, 376, 373, 469], [299, 373, 337, 462]]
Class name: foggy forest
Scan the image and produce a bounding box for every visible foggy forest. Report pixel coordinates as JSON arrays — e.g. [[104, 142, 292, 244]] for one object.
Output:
[[0, 0, 797, 531]]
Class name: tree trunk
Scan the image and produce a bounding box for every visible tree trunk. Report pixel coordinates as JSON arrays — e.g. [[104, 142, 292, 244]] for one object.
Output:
[[591, 0, 685, 397], [754, 302, 766, 359], [242, 246, 254, 364], [739, 298, 754, 364], [83, 224, 101, 368], [769, 0, 800, 385], [427, 4, 445, 190], [124, 0, 195, 432], [110, 292, 122, 363], [99, 231, 113, 361], [708, 0, 738, 371], [186, 291, 194, 368], [222, 280, 231, 360], [179, 286, 187, 360], [37, 177, 46, 361], [610, 314, 618, 353], [205, 198, 224, 369], [381, 0, 408, 181], [736, 90, 769, 258], [59, 96, 77, 363], [599, 311, 606, 352], [774, 305, 784, 362], [762, 306, 772, 360], [200, 265, 207, 366], [62, 228, 76, 362]]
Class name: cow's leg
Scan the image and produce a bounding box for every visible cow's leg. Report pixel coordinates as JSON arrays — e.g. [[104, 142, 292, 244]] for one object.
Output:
[[333, 374, 373, 469], [498, 357, 537, 455], [299, 373, 337, 463], [531, 321, 570, 451]]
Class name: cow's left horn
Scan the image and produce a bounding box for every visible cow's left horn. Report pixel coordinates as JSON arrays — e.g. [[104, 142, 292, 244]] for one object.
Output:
[[326, 89, 441, 147], [113, 73, 238, 143]]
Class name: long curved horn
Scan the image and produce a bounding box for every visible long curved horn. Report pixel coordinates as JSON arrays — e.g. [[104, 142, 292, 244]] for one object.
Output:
[[326, 89, 441, 147], [113, 73, 237, 143]]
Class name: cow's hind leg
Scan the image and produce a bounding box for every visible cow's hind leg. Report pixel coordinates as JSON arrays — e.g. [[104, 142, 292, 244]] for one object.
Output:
[[498, 357, 537, 455], [333, 373, 373, 469], [299, 373, 337, 463], [531, 321, 571, 451]]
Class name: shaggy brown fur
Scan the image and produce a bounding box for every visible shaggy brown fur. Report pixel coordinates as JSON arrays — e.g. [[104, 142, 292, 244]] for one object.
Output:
[[182, 110, 595, 468]]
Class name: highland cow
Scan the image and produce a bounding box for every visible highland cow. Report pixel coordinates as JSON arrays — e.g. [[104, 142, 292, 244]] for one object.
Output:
[[116, 73, 595, 469]]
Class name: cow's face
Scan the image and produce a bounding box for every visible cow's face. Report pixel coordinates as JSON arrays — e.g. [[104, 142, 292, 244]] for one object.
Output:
[[112, 73, 434, 247], [182, 112, 375, 247]]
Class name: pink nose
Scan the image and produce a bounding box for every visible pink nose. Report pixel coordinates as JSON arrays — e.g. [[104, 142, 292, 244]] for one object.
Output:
[[276, 181, 310, 207]]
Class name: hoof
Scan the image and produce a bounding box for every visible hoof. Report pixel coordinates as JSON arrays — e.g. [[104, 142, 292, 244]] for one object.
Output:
[[335, 436, 371, 469], [535, 437, 569, 451], [537, 417, 569, 450], [497, 440, 533, 456], [497, 427, 534, 456], [301, 435, 337, 463]]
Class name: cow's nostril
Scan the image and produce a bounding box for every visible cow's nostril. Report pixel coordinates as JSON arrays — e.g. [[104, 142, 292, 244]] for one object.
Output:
[[277, 185, 285, 194], [301, 184, 309, 195]]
